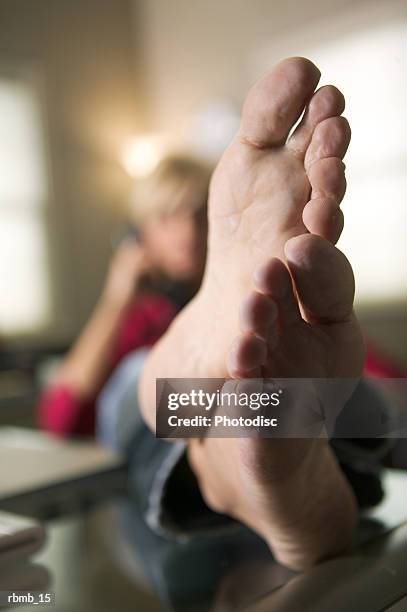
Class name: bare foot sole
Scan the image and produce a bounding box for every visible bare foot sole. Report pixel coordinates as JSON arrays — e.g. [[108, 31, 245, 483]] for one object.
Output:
[[153, 57, 358, 380], [140, 57, 364, 569]]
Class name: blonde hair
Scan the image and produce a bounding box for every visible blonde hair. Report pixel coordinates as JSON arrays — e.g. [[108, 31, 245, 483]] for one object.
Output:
[[130, 155, 212, 227]]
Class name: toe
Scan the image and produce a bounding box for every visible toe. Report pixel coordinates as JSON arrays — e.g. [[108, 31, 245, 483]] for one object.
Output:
[[227, 333, 268, 378], [304, 116, 351, 171], [288, 85, 345, 156], [307, 157, 347, 202], [303, 157, 347, 243], [240, 291, 278, 339], [284, 234, 355, 324], [239, 57, 321, 148], [253, 258, 302, 326], [303, 199, 344, 244]]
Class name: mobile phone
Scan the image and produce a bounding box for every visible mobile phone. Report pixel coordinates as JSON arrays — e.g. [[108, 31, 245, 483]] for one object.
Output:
[[110, 223, 141, 252]]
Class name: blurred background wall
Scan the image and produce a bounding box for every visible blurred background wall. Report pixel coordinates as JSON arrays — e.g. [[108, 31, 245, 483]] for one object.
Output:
[[1, 0, 407, 365], [0, 0, 146, 345]]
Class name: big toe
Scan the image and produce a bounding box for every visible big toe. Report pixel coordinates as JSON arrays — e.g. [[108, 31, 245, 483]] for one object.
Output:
[[239, 57, 321, 148], [284, 234, 355, 324]]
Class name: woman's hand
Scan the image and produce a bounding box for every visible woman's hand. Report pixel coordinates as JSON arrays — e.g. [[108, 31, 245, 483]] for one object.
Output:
[[102, 239, 150, 311]]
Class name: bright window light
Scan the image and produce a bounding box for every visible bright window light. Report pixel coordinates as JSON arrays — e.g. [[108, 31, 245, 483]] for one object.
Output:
[[0, 73, 51, 334]]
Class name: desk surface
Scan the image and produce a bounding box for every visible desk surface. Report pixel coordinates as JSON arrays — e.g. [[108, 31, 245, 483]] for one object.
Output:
[[0, 428, 127, 518], [1, 469, 407, 612]]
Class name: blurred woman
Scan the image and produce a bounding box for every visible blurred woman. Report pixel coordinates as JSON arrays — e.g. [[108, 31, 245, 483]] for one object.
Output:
[[38, 155, 211, 436]]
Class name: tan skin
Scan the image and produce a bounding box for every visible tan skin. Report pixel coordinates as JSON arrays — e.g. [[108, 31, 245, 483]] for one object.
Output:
[[51, 210, 207, 401]]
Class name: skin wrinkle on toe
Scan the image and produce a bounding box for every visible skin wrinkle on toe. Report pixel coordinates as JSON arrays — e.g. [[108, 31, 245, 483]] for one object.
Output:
[[304, 117, 351, 172], [307, 157, 346, 200], [288, 85, 346, 156], [306, 155, 347, 180]]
